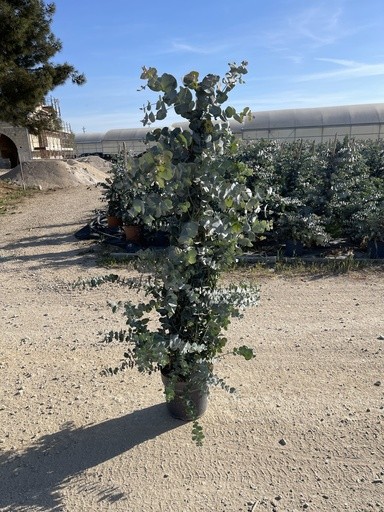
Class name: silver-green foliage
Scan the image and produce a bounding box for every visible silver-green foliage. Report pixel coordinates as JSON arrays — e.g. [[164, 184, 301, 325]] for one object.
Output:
[[237, 137, 384, 246], [99, 63, 269, 443], [114, 63, 266, 373]]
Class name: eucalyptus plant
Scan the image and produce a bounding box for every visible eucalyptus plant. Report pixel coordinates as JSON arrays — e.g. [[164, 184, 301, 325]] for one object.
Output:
[[275, 206, 330, 248], [100, 152, 150, 227], [316, 138, 376, 237], [95, 62, 270, 444], [99, 155, 127, 219], [348, 200, 384, 245], [235, 137, 384, 248]]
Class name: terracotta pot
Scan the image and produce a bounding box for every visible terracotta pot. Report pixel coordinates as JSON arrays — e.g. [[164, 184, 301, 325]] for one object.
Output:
[[123, 224, 143, 244], [161, 371, 209, 421], [107, 215, 123, 228]]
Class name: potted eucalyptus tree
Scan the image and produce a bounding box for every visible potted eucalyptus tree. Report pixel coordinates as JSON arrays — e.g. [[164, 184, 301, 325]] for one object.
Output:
[[90, 62, 270, 444], [349, 200, 384, 258], [99, 158, 125, 227], [100, 153, 146, 245], [275, 206, 330, 256]]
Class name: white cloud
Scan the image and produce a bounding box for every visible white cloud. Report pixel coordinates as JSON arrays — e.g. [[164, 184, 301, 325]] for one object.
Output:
[[317, 58, 359, 67], [167, 39, 230, 55], [288, 5, 343, 45], [296, 60, 384, 82], [171, 41, 209, 54], [262, 3, 345, 53], [241, 90, 348, 111]]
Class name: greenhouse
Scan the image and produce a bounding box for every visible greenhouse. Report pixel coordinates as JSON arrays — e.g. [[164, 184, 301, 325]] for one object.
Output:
[[74, 103, 384, 157], [74, 132, 105, 157], [238, 103, 384, 142]]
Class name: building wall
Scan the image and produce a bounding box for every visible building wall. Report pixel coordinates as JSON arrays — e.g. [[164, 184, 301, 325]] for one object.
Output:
[[0, 122, 32, 166], [30, 130, 75, 160], [0, 121, 75, 168]]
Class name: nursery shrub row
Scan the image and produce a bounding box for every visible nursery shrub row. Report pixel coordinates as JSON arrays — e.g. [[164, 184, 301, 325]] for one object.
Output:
[[235, 137, 384, 252]]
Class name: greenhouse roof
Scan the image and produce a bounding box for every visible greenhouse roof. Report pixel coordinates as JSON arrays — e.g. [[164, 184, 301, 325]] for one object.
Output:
[[74, 104, 384, 140], [239, 103, 384, 131], [103, 128, 150, 141], [75, 132, 104, 143]]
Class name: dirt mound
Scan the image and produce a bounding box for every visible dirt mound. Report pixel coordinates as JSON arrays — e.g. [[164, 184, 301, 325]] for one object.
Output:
[[0, 157, 111, 190], [70, 155, 112, 173]]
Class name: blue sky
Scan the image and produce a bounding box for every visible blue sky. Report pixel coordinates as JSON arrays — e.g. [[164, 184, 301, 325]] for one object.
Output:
[[50, 0, 384, 134]]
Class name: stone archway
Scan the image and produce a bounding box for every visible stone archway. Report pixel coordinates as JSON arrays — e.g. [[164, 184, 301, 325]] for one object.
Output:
[[0, 133, 19, 168]]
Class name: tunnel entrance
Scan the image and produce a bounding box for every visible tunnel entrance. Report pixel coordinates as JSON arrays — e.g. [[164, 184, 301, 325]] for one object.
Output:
[[0, 133, 19, 169]]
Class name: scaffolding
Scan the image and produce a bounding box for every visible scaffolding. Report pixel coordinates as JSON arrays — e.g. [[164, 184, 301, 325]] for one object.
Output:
[[30, 97, 76, 160]]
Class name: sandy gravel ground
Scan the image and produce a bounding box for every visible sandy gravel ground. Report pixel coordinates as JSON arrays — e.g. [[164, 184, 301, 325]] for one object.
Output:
[[0, 184, 383, 512]]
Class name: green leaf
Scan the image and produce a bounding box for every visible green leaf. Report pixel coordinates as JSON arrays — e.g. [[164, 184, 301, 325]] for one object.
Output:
[[216, 91, 228, 104], [178, 221, 199, 244], [209, 105, 222, 118], [183, 71, 199, 88], [175, 88, 193, 113], [163, 88, 178, 105], [179, 201, 191, 213], [191, 420, 205, 446], [148, 79, 162, 91], [157, 165, 174, 181], [132, 198, 143, 213], [176, 133, 189, 147], [156, 176, 164, 189], [156, 107, 167, 120], [225, 106, 236, 118], [140, 66, 156, 80], [160, 73, 177, 92], [186, 248, 197, 264], [233, 345, 255, 360], [232, 221, 243, 234], [163, 198, 173, 211]]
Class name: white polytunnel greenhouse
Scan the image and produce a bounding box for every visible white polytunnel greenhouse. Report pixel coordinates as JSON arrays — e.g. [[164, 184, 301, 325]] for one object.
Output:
[[75, 128, 151, 158], [74, 103, 384, 158], [237, 103, 384, 142]]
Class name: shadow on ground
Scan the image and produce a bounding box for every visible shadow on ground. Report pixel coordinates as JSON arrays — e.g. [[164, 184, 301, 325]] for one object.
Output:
[[0, 404, 181, 511], [0, 230, 98, 271]]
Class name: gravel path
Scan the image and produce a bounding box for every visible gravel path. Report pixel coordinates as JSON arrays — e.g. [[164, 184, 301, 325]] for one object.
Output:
[[0, 185, 383, 512]]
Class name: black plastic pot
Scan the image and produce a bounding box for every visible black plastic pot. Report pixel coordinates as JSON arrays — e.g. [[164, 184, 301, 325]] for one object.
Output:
[[161, 371, 209, 421], [368, 239, 384, 259], [284, 239, 304, 257], [145, 229, 170, 248]]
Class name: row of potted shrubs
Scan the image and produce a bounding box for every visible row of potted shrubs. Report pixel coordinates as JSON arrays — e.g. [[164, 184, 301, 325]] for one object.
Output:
[[102, 136, 384, 258], [235, 137, 384, 257]]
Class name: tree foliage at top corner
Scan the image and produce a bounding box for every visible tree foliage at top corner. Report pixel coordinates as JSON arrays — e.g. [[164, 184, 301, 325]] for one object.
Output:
[[0, 0, 86, 132]]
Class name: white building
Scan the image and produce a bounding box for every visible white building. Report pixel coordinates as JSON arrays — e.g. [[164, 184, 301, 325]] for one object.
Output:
[[0, 99, 75, 169]]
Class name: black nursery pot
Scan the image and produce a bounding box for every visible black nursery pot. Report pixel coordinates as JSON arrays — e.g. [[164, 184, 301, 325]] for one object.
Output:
[[145, 229, 170, 248], [161, 372, 209, 421], [284, 239, 304, 257], [368, 239, 384, 259]]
